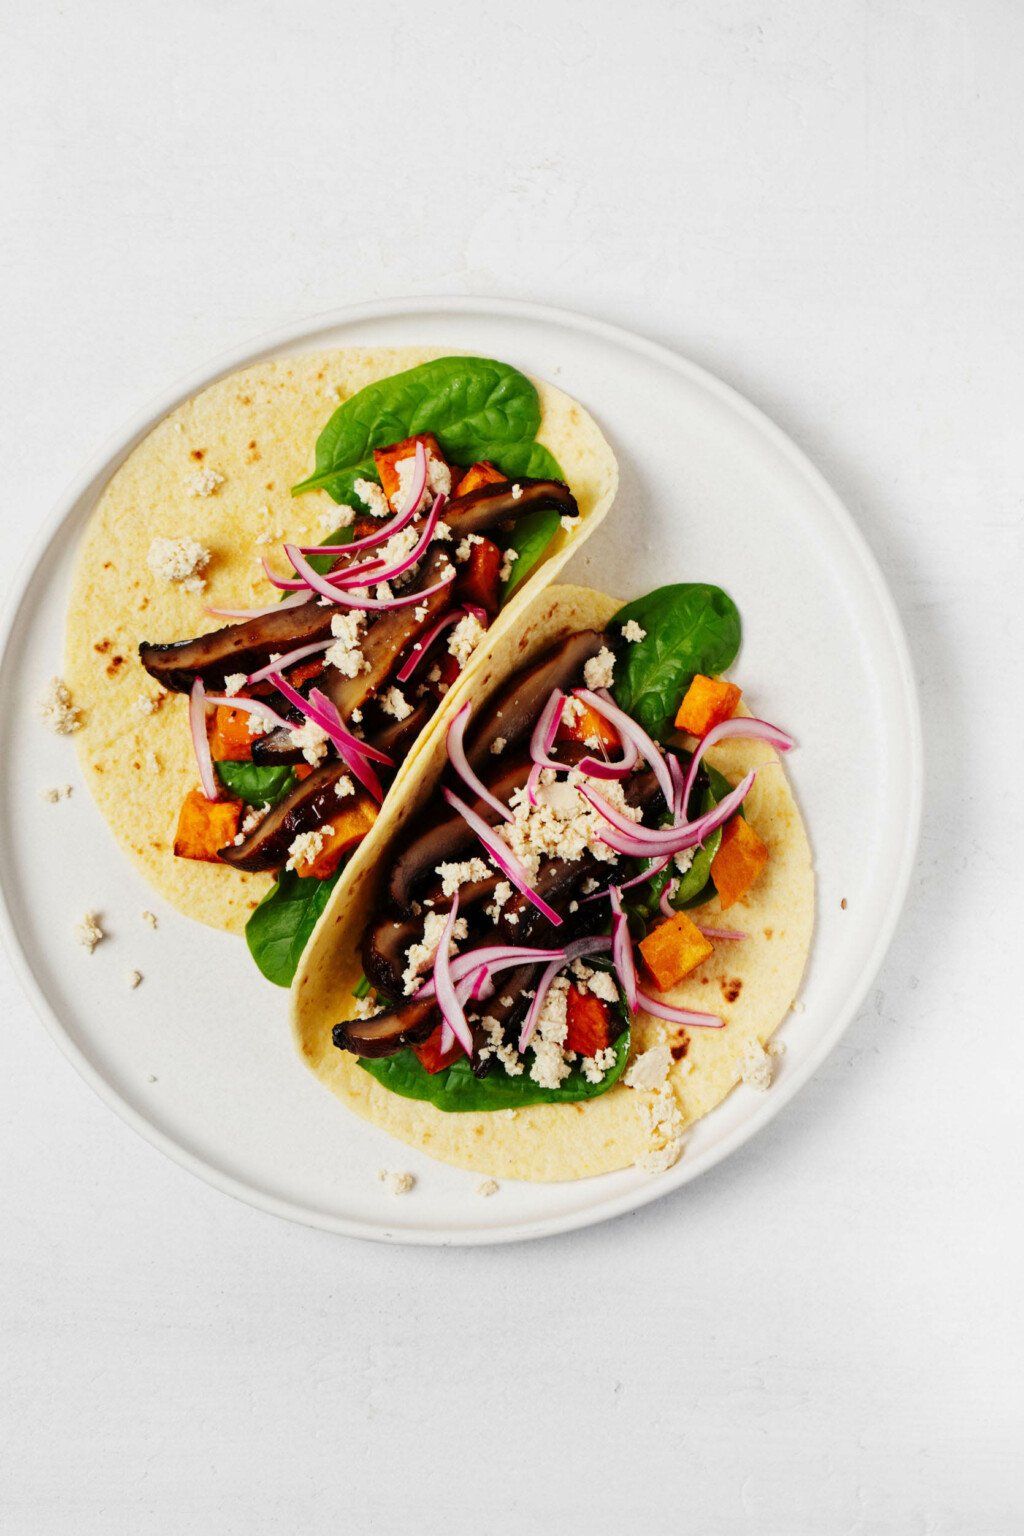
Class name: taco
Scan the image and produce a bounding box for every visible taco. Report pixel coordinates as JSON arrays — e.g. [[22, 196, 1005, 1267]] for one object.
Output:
[[291, 582, 814, 1181], [64, 349, 617, 983]]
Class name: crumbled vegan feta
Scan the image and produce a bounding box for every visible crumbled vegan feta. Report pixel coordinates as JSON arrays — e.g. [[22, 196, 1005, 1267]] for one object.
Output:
[[624, 1044, 673, 1091], [527, 975, 574, 1089], [324, 609, 368, 677], [435, 857, 490, 898], [741, 1042, 773, 1092], [186, 466, 224, 497], [561, 696, 585, 727], [583, 647, 616, 690], [223, 673, 247, 696], [448, 613, 485, 670], [40, 784, 73, 803], [560, 514, 581, 533], [581, 1046, 617, 1084], [621, 620, 646, 643], [674, 848, 695, 875], [288, 718, 329, 766], [584, 968, 619, 1005], [511, 483, 523, 501], [38, 677, 81, 734], [401, 911, 469, 995], [636, 1080, 686, 1171], [484, 880, 513, 921], [246, 712, 270, 737], [353, 478, 391, 518], [394, 449, 452, 514], [490, 736, 507, 755], [498, 768, 640, 874], [432, 520, 453, 542], [319, 505, 355, 531], [127, 970, 143, 990], [73, 912, 104, 953], [351, 994, 382, 1020], [334, 775, 355, 799], [455, 533, 484, 563], [134, 692, 166, 716], [380, 686, 412, 721], [498, 548, 519, 583], [146, 536, 210, 591], [476, 1179, 500, 1197], [286, 825, 334, 872], [478, 1017, 525, 1077]]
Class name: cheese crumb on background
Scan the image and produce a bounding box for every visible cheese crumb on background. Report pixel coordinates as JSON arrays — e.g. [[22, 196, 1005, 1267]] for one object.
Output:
[[378, 1169, 415, 1196], [621, 620, 647, 643], [127, 970, 143, 990], [476, 1179, 500, 1198], [741, 1042, 774, 1091], [38, 677, 81, 734], [141, 910, 158, 928], [40, 784, 73, 803], [146, 536, 210, 591], [73, 912, 104, 953]]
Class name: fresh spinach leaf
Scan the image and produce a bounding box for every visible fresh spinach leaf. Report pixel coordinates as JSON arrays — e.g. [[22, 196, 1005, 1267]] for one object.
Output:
[[499, 506, 562, 600], [358, 1025, 630, 1113], [293, 357, 549, 501], [612, 584, 742, 741], [487, 439, 563, 481], [215, 761, 298, 806], [245, 867, 342, 988]]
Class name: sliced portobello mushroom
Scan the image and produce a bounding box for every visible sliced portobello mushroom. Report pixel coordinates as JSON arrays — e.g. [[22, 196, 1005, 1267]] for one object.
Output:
[[386, 752, 534, 916], [463, 630, 610, 770], [332, 997, 439, 1058], [319, 547, 456, 722], [217, 759, 353, 872], [362, 914, 423, 998], [139, 597, 336, 695], [445, 477, 578, 539]]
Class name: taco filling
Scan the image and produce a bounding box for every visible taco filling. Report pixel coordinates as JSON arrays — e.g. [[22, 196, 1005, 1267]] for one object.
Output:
[[141, 436, 580, 894], [330, 609, 795, 1119]]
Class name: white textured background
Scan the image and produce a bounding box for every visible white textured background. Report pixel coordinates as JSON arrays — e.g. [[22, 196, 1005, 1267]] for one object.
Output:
[[1, 2, 1021, 1532]]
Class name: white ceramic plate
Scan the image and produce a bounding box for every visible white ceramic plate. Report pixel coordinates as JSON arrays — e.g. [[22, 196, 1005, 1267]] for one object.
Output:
[[0, 298, 921, 1245]]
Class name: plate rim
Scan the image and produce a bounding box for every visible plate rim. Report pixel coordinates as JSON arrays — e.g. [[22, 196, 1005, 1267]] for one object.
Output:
[[0, 295, 923, 1245]]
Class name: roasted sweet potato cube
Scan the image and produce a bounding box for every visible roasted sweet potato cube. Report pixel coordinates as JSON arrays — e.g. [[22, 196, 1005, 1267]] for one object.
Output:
[[675, 675, 742, 737], [639, 910, 715, 991], [454, 536, 502, 615], [294, 794, 378, 879], [413, 1022, 464, 1074], [453, 461, 506, 497], [173, 788, 242, 863], [565, 984, 615, 1056], [711, 816, 769, 909], [208, 705, 254, 762], [373, 433, 448, 508], [557, 699, 621, 753]]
